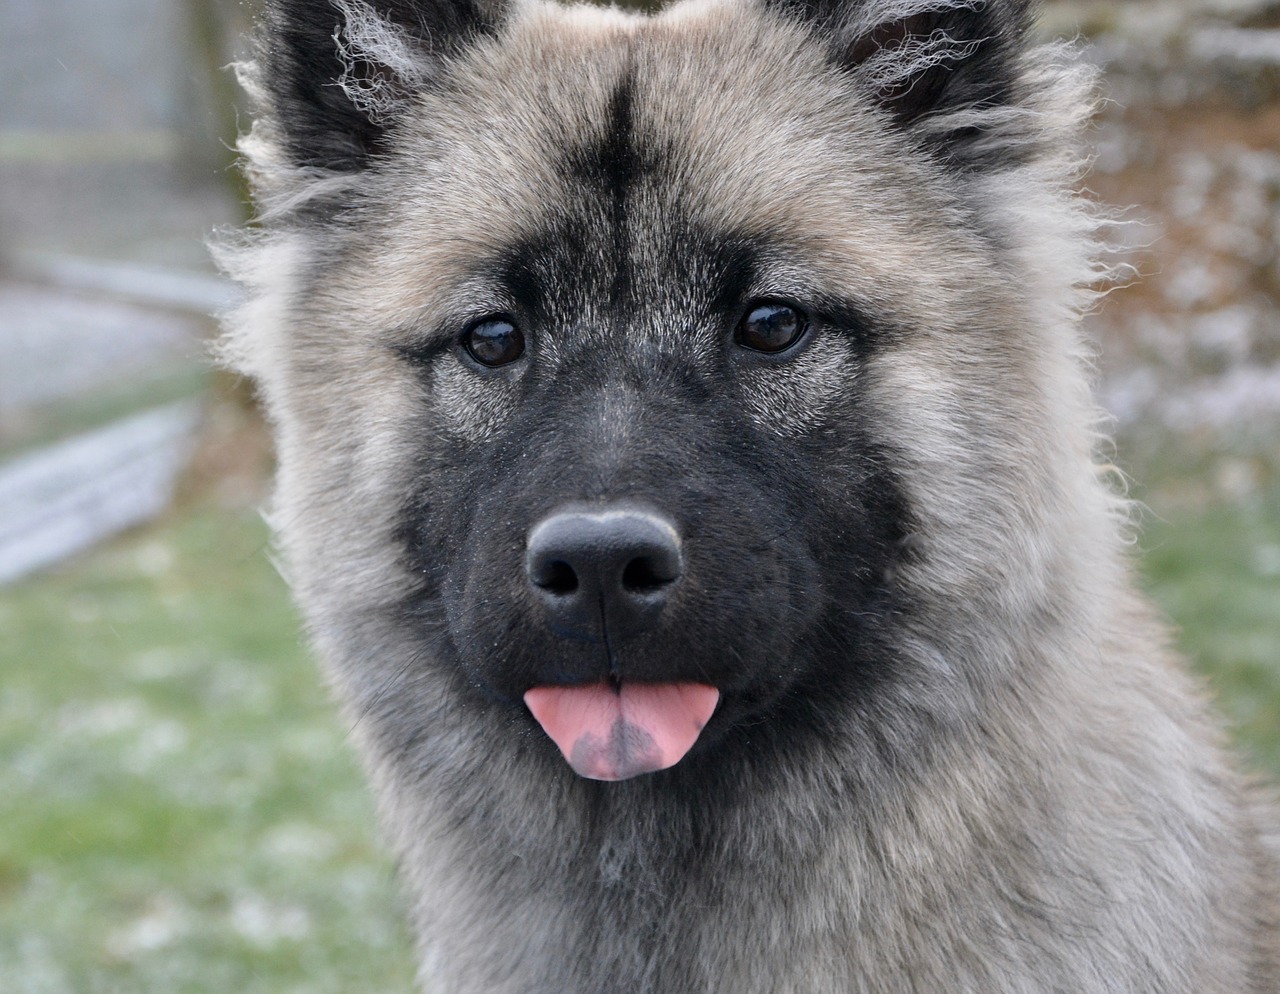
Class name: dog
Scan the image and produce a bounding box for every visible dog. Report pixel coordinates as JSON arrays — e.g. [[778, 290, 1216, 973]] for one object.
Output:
[[217, 0, 1280, 989]]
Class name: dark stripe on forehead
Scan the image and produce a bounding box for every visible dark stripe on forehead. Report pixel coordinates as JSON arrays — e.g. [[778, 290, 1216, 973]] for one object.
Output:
[[484, 72, 656, 321], [592, 73, 639, 216], [561, 68, 660, 209], [560, 64, 667, 307]]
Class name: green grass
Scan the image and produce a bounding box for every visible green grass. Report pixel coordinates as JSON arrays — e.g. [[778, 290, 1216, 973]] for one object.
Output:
[[1140, 487, 1280, 776], [0, 476, 1277, 993], [0, 505, 417, 994]]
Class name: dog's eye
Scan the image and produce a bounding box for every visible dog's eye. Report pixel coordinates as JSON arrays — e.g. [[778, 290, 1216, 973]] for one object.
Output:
[[735, 301, 808, 354], [463, 317, 525, 367]]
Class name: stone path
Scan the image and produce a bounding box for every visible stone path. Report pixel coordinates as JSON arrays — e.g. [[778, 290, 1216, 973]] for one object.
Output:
[[0, 401, 202, 585], [0, 260, 232, 585], [0, 279, 207, 412]]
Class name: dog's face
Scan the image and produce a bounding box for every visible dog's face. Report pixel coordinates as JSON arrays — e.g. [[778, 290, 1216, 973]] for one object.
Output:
[[387, 10, 937, 759], [228, 0, 1102, 783]]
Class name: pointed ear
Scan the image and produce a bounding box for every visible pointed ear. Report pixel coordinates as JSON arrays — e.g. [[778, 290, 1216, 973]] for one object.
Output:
[[768, 0, 1035, 167], [255, 0, 510, 171]]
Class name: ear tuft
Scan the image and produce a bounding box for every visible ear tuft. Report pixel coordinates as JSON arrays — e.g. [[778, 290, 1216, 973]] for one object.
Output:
[[769, 0, 1035, 168], [332, 0, 434, 124], [254, 0, 508, 172]]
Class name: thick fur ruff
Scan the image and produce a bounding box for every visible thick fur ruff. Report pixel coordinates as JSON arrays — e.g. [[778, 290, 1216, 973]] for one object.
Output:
[[217, 0, 1280, 990]]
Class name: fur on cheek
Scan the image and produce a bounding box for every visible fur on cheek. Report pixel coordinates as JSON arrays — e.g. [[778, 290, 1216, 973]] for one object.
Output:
[[430, 360, 520, 442], [738, 336, 857, 437]]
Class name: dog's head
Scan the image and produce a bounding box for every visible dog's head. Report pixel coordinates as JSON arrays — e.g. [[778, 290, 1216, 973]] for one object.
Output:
[[221, 0, 1109, 783]]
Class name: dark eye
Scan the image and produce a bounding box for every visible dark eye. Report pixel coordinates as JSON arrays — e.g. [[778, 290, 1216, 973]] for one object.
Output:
[[735, 301, 808, 354], [462, 317, 525, 367]]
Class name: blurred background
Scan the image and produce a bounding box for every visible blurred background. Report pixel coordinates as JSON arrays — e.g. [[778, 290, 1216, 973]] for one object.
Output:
[[0, 0, 1277, 990]]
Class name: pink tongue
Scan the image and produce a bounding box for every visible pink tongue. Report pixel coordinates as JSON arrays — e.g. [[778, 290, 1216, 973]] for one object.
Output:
[[524, 682, 719, 781]]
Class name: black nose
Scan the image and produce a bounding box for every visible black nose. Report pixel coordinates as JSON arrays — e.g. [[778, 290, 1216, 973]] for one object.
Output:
[[525, 507, 683, 643]]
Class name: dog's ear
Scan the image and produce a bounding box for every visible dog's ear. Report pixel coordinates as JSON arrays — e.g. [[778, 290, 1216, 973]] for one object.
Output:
[[767, 0, 1035, 169], [255, 0, 510, 171]]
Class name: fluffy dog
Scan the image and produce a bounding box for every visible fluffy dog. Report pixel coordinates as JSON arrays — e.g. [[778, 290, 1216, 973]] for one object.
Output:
[[219, 0, 1280, 989]]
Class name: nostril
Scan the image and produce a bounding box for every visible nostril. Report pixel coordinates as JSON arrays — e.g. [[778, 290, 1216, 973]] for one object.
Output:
[[534, 559, 579, 596], [524, 508, 683, 641], [622, 554, 678, 593]]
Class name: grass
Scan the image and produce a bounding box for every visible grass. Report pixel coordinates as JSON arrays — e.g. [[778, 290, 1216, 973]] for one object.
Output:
[[0, 467, 1276, 993], [0, 504, 417, 993], [1140, 486, 1280, 776]]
